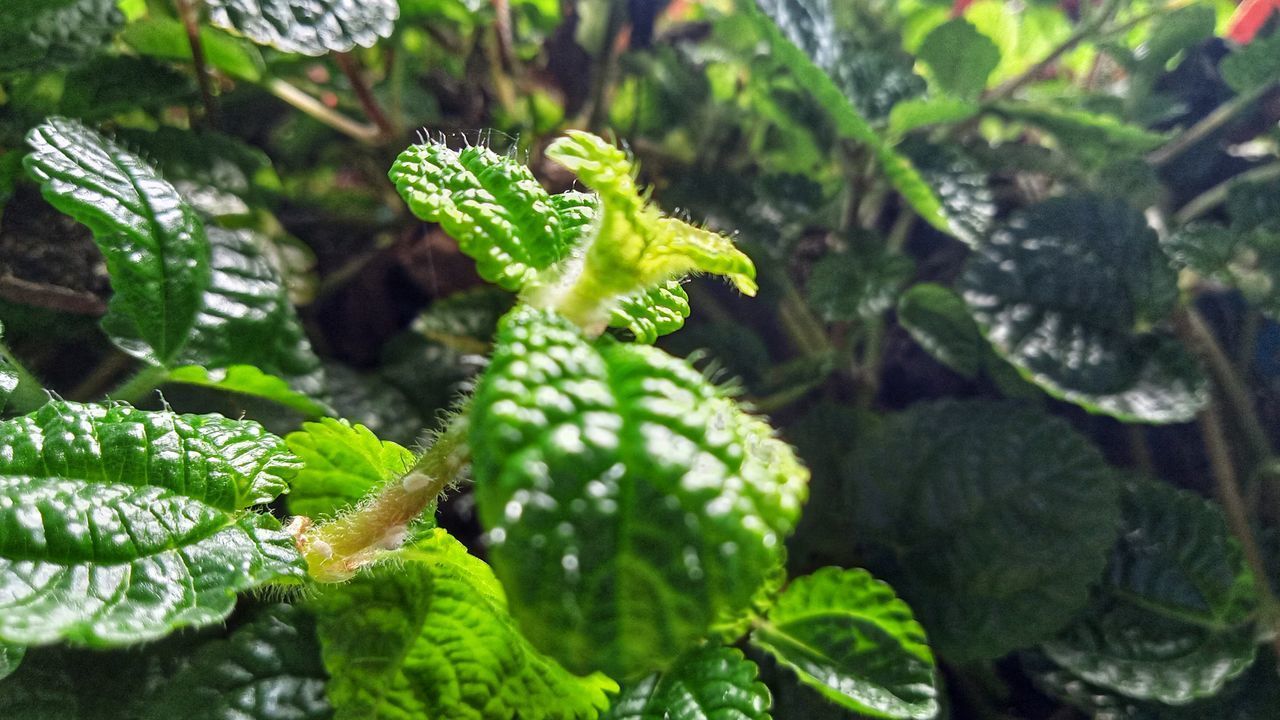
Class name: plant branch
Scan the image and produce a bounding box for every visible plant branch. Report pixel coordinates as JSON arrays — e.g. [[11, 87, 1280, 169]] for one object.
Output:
[[174, 0, 219, 127], [333, 52, 395, 140], [264, 78, 383, 144], [1149, 83, 1272, 168], [1174, 159, 1280, 224], [105, 365, 170, 405], [300, 412, 471, 582], [986, 0, 1122, 102]]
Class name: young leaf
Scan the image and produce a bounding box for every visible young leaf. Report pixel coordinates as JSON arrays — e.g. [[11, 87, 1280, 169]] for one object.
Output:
[[751, 568, 938, 720], [887, 98, 980, 138], [23, 117, 210, 365], [311, 528, 617, 720], [141, 605, 332, 720], [1041, 480, 1260, 704], [605, 645, 772, 720], [0, 643, 22, 681], [285, 418, 415, 519], [0, 401, 304, 647], [471, 306, 809, 678], [609, 281, 691, 344], [844, 400, 1121, 661], [0, 0, 124, 72], [917, 19, 1000, 100], [961, 195, 1206, 423], [207, 0, 400, 56]]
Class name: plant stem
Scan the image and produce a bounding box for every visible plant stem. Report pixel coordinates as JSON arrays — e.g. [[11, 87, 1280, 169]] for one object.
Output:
[[174, 0, 219, 127], [986, 0, 1122, 102], [1174, 159, 1280, 225], [333, 52, 395, 140], [1198, 401, 1280, 661], [0, 337, 49, 413], [264, 78, 383, 144], [300, 413, 471, 582], [106, 365, 169, 404], [777, 277, 830, 357], [1149, 83, 1271, 168]]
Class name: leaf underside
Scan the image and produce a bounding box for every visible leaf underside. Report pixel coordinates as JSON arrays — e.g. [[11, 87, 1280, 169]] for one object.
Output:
[[206, 0, 400, 55]]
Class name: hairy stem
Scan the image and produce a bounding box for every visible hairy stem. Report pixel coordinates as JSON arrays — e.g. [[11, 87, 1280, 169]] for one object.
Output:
[[174, 0, 219, 127], [301, 413, 471, 582], [265, 78, 383, 144], [1174, 159, 1280, 225], [106, 365, 169, 404], [334, 52, 395, 140], [1149, 83, 1271, 169]]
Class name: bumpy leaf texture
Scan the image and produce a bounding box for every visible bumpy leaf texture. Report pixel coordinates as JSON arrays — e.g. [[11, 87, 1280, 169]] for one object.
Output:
[[845, 400, 1121, 661], [0, 401, 304, 647], [470, 306, 808, 678], [990, 104, 1168, 169], [917, 18, 999, 100], [311, 528, 616, 720], [206, 0, 399, 55], [752, 568, 938, 720], [0, 0, 123, 71], [284, 418, 415, 519], [806, 246, 914, 322], [605, 645, 772, 720]]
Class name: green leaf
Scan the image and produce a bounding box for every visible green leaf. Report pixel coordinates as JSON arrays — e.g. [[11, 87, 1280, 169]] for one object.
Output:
[[207, 0, 399, 56], [989, 103, 1169, 168], [1041, 480, 1259, 704], [0, 643, 22, 681], [114, 126, 282, 207], [0, 321, 19, 414], [609, 281, 691, 344], [311, 528, 617, 720], [605, 645, 772, 720], [322, 363, 425, 447], [748, 0, 952, 236], [961, 194, 1206, 424], [0, 0, 123, 72], [806, 246, 914, 322], [0, 400, 304, 647], [917, 19, 999, 100], [1129, 6, 1215, 96], [122, 18, 265, 82], [845, 400, 1121, 661], [887, 98, 980, 138], [167, 365, 333, 418], [59, 56, 196, 119], [1221, 30, 1280, 95], [285, 418, 415, 519], [899, 139, 995, 247], [896, 283, 985, 377], [471, 306, 809, 677], [23, 117, 211, 365], [752, 568, 938, 720], [1165, 224, 1280, 321]]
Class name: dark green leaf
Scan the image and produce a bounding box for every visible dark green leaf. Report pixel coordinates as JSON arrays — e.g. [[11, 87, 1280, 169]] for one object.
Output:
[[0, 643, 22, 681], [311, 528, 617, 719], [917, 19, 999, 100], [0, 321, 19, 413], [207, 0, 399, 56], [806, 247, 914, 322], [122, 18, 265, 82], [961, 195, 1206, 423], [471, 306, 808, 677], [896, 283, 985, 377], [0, 0, 123, 72], [114, 127, 281, 207], [23, 117, 210, 365], [845, 400, 1121, 661], [606, 645, 772, 720], [285, 418, 415, 519], [1220, 30, 1280, 95], [0, 401, 304, 646], [900, 139, 995, 247], [1165, 224, 1280, 321], [752, 567, 938, 719], [1129, 6, 1215, 95], [322, 363, 425, 447], [59, 56, 195, 119], [990, 103, 1170, 168]]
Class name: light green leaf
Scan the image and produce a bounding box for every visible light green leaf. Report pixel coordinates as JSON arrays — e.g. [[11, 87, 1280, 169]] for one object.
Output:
[[0, 0, 123, 72], [609, 281, 691, 344], [141, 604, 332, 720], [122, 18, 265, 82], [471, 306, 809, 678], [1220, 29, 1280, 95], [752, 568, 937, 719], [207, 0, 399, 56], [961, 194, 1206, 423], [896, 283, 985, 378], [167, 365, 332, 418], [605, 645, 772, 720], [312, 528, 617, 720], [806, 247, 914, 322], [989, 103, 1169, 168], [887, 97, 980, 138], [23, 117, 210, 365], [0, 400, 304, 647], [1041, 480, 1259, 704], [845, 400, 1121, 661], [285, 418, 415, 519], [0, 643, 22, 681], [917, 19, 999, 100]]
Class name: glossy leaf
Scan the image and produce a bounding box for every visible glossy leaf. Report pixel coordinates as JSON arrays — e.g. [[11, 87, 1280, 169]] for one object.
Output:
[[0, 322, 18, 413], [752, 568, 938, 719], [844, 400, 1121, 661], [23, 117, 210, 365], [990, 104, 1169, 168], [806, 247, 914, 322], [917, 19, 999, 100], [122, 18, 265, 81], [207, 0, 400, 56], [605, 645, 772, 720], [961, 195, 1206, 423], [0, 0, 123, 72], [896, 283, 985, 377], [0, 401, 304, 647], [141, 605, 332, 720], [322, 363, 425, 447], [285, 418, 415, 519], [167, 365, 331, 417], [900, 139, 995, 247], [1042, 480, 1259, 704], [0, 643, 22, 681], [471, 306, 808, 677], [311, 528, 617, 720]]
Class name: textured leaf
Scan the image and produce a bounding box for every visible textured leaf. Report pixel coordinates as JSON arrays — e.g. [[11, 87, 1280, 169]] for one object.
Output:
[[285, 418, 415, 519], [0, 0, 123, 72], [311, 528, 617, 720], [609, 281, 691, 344], [322, 363, 425, 447], [1221, 29, 1280, 94], [0, 643, 22, 681], [59, 56, 195, 119], [900, 139, 995, 247], [168, 365, 332, 418], [122, 18, 265, 81], [23, 117, 210, 365], [605, 645, 772, 720], [917, 19, 999, 100], [990, 104, 1169, 168], [471, 306, 808, 677], [887, 98, 980, 138], [141, 604, 332, 720], [1165, 224, 1280, 321], [752, 568, 938, 719], [207, 0, 399, 56], [0, 401, 304, 646], [0, 640, 188, 720], [844, 400, 1121, 661], [961, 195, 1206, 423], [806, 247, 914, 322], [896, 283, 985, 377], [1042, 480, 1259, 704], [0, 322, 18, 413], [115, 126, 281, 208]]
